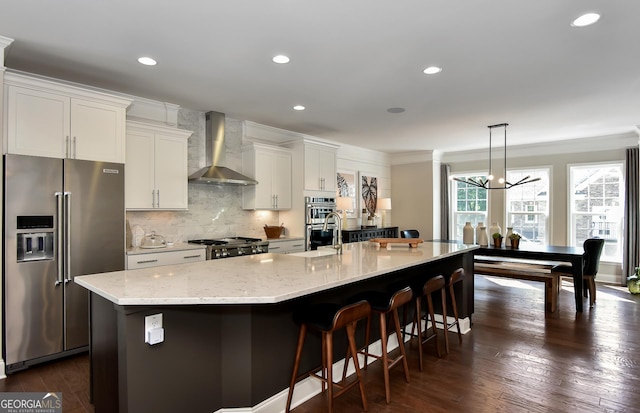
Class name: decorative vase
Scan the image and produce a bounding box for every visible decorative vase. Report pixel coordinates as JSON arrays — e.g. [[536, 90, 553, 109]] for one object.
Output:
[[505, 227, 513, 247], [463, 222, 474, 244], [629, 271, 640, 294], [489, 222, 502, 239], [475, 222, 484, 245], [477, 226, 489, 247]]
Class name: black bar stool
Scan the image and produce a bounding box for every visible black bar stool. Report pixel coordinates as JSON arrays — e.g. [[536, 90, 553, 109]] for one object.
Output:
[[411, 274, 447, 371], [444, 268, 464, 354], [285, 300, 371, 413], [343, 286, 412, 403]]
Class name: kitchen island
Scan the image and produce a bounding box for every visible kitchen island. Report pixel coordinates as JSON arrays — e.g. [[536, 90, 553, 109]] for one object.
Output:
[[76, 241, 477, 413]]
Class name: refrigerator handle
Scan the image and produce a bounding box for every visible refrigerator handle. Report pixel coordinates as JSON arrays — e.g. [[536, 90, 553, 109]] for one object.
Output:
[[55, 191, 64, 285], [64, 191, 72, 283]]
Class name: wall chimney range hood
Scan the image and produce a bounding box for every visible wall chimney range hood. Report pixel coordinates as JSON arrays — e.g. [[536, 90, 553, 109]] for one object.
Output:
[[188, 111, 258, 186]]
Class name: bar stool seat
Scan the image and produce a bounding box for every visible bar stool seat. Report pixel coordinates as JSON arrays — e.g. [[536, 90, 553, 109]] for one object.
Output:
[[285, 300, 371, 413], [345, 286, 412, 403]]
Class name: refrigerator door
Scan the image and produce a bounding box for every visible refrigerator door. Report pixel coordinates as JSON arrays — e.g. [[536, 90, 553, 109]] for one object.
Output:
[[64, 159, 125, 350], [3, 154, 64, 366]]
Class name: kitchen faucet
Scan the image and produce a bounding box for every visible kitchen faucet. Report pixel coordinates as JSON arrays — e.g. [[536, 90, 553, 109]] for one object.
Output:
[[322, 212, 343, 255]]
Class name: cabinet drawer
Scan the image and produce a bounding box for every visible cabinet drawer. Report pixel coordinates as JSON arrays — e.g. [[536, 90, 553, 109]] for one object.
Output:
[[268, 239, 305, 254], [127, 249, 206, 269]]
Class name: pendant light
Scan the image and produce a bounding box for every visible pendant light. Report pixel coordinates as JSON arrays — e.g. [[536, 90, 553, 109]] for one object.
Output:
[[453, 123, 540, 189]]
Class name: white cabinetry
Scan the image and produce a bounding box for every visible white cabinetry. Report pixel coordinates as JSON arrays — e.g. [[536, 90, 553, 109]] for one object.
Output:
[[125, 121, 192, 210], [304, 141, 337, 192], [126, 247, 206, 269], [242, 143, 292, 210], [4, 72, 131, 162], [267, 238, 305, 254]]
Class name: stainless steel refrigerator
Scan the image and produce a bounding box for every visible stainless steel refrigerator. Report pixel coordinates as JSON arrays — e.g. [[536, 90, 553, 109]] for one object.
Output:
[[3, 154, 124, 373]]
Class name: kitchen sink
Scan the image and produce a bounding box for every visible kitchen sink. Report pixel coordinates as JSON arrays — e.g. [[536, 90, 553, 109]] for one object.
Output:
[[289, 249, 337, 258]]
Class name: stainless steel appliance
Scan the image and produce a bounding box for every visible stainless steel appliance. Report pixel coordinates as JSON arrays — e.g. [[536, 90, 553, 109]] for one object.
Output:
[[305, 197, 338, 250], [3, 154, 125, 373], [188, 237, 269, 259]]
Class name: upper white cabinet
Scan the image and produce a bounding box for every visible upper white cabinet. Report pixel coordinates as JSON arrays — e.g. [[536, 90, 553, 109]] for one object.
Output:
[[303, 141, 337, 192], [242, 143, 292, 210], [3, 72, 131, 162], [125, 121, 192, 210]]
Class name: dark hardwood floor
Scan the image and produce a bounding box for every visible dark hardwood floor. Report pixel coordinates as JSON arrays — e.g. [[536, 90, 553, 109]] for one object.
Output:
[[2, 275, 639, 413]]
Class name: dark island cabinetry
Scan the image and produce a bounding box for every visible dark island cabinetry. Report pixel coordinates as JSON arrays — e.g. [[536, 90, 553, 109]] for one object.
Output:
[[342, 226, 398, 243]]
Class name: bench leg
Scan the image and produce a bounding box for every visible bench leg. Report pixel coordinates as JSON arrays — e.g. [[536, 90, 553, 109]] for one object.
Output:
[[545, 277, 558, 313]]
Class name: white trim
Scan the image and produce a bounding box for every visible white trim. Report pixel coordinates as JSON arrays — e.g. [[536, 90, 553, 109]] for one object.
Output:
[[0, 359, 6, 379]]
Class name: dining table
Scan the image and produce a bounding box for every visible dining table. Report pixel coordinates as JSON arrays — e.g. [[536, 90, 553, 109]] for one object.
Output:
[[475, 244, 585, 312]]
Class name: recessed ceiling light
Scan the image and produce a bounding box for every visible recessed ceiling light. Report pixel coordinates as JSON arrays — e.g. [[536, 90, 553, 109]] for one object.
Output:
[[272, 55, 290, 64], [387, 107, 405, 114], [293, 105, 305, 111], [423, 66, 443, 75], [571, 12, 600, 27], [137, 56, 157, 66]]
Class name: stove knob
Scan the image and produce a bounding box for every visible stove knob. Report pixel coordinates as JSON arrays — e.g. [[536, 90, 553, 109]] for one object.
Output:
[[214, 251, 221, 259], [221, 248, 228, 257], [237, 249, 244, 255], [255, 246, 262, 253]]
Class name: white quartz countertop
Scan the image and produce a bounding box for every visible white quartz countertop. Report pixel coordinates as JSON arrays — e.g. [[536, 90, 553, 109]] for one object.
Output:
[[126, 242, 205, 256], [76, 241, 478, 306]]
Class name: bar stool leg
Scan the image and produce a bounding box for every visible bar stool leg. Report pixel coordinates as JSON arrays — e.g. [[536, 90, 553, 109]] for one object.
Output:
[[448, 280, 462, 344], [324, 331, 334, 412], [415, 294, 424, 371], [378, 312, 391, 403], [345, 321, 368, 412], [425, 291, 441, 358], [391, 308, 411, 383], [440, 287, 448, 355], [286, 324, 307, 413]]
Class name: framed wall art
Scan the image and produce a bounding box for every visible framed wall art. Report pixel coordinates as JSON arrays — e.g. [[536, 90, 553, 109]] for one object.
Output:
[[336, 170, 357, 218], [359, 172, 378, 218]]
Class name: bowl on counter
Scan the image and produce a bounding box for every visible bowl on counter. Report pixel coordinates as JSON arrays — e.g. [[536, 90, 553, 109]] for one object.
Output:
[[264, 224, 284, 239]]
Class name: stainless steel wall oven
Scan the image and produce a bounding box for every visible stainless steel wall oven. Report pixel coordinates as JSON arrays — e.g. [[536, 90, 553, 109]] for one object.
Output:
[[305, 197, 338, 250]]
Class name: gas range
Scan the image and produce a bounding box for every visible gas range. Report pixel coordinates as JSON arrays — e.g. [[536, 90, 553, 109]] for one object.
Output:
[[188, 237, 269, 260]]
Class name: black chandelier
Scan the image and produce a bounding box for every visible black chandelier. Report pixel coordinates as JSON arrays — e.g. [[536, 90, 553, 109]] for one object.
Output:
[[453, 123, 541, 189]]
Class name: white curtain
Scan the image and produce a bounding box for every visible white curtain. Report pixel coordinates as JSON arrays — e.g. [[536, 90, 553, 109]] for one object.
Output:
[[623, 147, 639, 284]]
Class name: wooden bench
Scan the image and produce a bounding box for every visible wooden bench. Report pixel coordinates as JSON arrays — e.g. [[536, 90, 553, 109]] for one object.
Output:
[[474, 256, 562, 313]]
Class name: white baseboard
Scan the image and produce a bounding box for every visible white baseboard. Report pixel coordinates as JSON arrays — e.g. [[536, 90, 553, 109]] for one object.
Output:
[[218, 316, 472, 413], [0, 359, 5, 380]]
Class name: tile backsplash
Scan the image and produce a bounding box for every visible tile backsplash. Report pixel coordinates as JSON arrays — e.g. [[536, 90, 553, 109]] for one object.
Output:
[[125, 108, 280, 244]]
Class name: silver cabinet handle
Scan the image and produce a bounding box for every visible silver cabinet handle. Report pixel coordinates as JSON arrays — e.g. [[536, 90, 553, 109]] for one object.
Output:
[[136, 259, 159, 264], [157, 190, 160, 208], [183, 255, 202, 259], [65, 136, 70, 158], [151, 190, 156, 208], [55, 192, 64, 285], [73, 136, 77, 159]]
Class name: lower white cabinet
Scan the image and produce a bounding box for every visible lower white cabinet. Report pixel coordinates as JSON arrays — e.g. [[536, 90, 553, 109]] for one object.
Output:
[[268, 238, 305, 254], [126, 247, 206, 269]]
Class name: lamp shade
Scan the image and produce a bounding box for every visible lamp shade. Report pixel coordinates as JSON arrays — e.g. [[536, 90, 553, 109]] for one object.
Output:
[[376, 198, 391, 210], [336, 197, 352, 211]]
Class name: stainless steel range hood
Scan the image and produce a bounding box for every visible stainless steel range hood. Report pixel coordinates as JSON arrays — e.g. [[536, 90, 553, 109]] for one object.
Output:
[[188, 111, 258, 185]]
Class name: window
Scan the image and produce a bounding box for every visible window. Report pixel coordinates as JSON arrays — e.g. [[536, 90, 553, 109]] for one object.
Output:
[[506, 169, 549, 245], [569, 163, 623, 262], [451, 174, 488, 240]]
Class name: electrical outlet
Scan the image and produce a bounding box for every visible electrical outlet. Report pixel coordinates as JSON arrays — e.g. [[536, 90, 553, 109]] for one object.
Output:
[[144, 313, 163, 344]]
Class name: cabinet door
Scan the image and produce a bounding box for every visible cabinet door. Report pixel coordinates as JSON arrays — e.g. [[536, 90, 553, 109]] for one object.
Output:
[[71, 98, 125, 163], [125, 130, 156, 209], [317, 147, 336, 192], [254, 150, 276, 209], [6, 86, 69, 158], [273, 151, 292, 209], [154, 133, 188, 210], [304, 144, 336, 191]]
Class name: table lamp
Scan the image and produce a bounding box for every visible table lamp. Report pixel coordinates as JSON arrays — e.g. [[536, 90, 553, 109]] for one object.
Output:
[[336, 197, 352, 230], [376, 198, 392, 228]]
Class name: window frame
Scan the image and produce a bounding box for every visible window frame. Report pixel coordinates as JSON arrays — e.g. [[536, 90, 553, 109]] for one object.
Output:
[[449, 171, 489, 240], [505, 167, 551, 245], [567, 161, 624, 263]]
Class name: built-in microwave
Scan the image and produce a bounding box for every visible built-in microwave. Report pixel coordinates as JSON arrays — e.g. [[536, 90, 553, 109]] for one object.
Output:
[[305, 197, 337, 225]]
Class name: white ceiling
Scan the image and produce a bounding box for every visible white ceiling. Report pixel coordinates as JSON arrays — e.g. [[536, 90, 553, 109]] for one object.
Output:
[[1, 1, 639, 153]]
